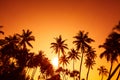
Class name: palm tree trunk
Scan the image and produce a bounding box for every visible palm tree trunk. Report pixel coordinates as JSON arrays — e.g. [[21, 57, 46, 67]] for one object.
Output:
[[108, 61, 113, 78], [73, 59, 75, 80], [86, 67, 90, 80], [79, 52, 84, 80], [116, 70, 120, 80], [101, 74, 103, 80], [58, 50, 60, 68], [107, 63, 120, 80]]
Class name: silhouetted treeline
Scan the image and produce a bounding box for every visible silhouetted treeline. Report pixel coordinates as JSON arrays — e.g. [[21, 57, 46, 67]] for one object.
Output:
[[0, 21, 120, 80]]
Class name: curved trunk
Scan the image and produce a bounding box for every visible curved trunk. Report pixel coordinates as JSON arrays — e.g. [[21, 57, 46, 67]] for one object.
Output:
[[101, 74, 103, 80], [116, 70, 120, 80], [79, 52, 84, 80], [86, 66, 90, 80], [58, 50, 60, 68], [108, 61, 113, 78], [107, 63, 120, 80], [73, 59, 75, 80]]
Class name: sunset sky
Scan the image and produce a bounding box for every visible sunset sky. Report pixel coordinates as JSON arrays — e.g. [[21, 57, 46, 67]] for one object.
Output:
[[0, 0, 120, 80]]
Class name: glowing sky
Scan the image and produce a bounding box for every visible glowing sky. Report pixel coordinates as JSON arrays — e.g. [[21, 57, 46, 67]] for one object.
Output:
[[0, 0, 120, 80]]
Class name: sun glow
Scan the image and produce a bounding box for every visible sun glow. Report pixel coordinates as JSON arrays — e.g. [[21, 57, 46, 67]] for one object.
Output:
[[52, 57, 58, 68]]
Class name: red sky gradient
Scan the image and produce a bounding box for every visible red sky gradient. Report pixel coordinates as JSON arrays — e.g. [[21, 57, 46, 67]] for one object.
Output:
[[0, 0, 120, 80]]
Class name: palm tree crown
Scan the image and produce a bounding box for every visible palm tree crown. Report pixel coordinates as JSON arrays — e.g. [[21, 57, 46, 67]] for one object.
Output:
[[59, 55, 69, 67], [17, 29, 35, 49], [50, 35, 68, 68], [73, 31, 95, 51], [97, 66, 108, 80], [68, 48, 80, 61], [73, 31, 95, 80], [51, 35, 68, 55]]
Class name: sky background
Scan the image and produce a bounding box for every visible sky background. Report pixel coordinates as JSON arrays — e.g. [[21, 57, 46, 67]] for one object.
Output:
[[0, 0, 120, 80]]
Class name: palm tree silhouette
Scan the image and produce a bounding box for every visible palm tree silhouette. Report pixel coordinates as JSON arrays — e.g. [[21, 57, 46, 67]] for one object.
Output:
[[99, 32, 120, 79], [84, 57, 95, 80], [68, 48, 80, 80], [85, 47, 96, 80], [97, 66, 108, 80], [51, 35, 68, 68], [73, 31, 95, 80], [17, 29, 35, 49], [59, 55, 69, 80], [99, 22, 120, 80], [59, 55, 69, 67]]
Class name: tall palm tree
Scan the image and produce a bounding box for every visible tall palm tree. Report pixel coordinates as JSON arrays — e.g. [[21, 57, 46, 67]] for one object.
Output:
[[17, 29, 35, 49], [68, 48, 80, 80], [84, 57, 95, 80], [99, 32, 120, 78], [97, 66, 108, 80], [73, 31, 95, 80], [51, 35, 68, 68]]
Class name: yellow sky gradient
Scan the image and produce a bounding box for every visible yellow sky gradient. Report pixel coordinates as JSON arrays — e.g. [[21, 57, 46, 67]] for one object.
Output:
[[0, 0, 120, 80]]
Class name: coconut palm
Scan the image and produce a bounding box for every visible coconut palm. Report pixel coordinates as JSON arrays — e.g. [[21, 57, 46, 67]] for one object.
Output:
[[50, 35, 68, 68], [85, 48, 97, 59], [85, 47, 96, 80], [68, 48, 80, 80], [59, 55, 69, 80], [85, 57, 95, 80], [73, 31, 95, 80], [59, 55, 69, 67], [17, 29, 35, 49], [99, 32, 120, 78], [99, 22, 120, 80], [97, 66, 108, 80]]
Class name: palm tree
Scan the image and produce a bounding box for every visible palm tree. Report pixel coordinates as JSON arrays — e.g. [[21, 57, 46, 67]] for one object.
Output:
[[73, 31, 95, 80], [99, 32, 120, 78], [84, 57, 95, 80], [99, 22, 120, 80], [85, 47, 96, 80], [68, 48, 80, 80], [97, 66, 108, 80], [59, 55, 69, 67], [59, 55, 69, 80], [17, 29, 35, 49], [51, 35, 68, 68], [85, 48, 96, 59]]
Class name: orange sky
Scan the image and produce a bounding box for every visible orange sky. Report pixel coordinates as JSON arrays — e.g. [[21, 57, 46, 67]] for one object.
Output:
[[0, 0, 120, 80]]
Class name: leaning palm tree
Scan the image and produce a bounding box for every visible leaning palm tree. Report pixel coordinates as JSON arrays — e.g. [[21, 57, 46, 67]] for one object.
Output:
[[84, 57, 95, 80], [97, 66, 108, 80], [68, 48, 80, 80], [50, 35, 68, 68], [73, 31, 95, 80], [17, 29, 35, 49], [99, 32, 120, 79]]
